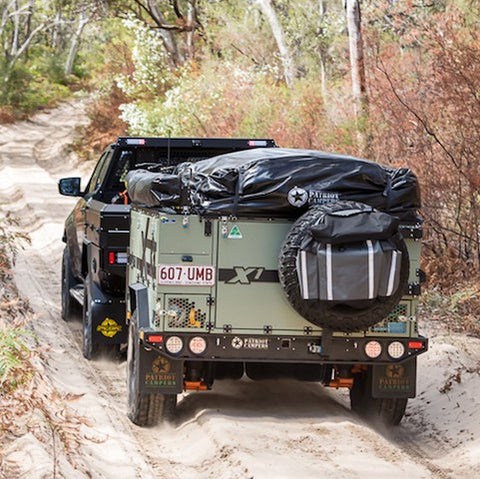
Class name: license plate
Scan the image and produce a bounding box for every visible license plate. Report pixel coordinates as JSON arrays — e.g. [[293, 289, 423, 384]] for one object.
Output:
[[158, 264, 215, 286]]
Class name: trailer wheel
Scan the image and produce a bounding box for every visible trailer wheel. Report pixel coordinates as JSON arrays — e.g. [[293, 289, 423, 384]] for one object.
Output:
[[278, 204, 409, 332], [82, 277, 98, 360], [61, 247, 78, 321], [350, 367, 407, 426], [127, 313, 177, 427]]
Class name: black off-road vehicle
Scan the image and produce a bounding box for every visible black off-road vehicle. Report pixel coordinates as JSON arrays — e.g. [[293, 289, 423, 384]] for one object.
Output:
[[58, 137, 276, 359]]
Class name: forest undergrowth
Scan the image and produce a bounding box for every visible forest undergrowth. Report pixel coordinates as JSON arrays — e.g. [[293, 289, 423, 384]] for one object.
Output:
[[0, 215, 94, 475]]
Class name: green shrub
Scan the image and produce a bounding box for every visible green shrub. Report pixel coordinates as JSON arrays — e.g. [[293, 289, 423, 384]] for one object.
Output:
[[0, 323, 33, 393]]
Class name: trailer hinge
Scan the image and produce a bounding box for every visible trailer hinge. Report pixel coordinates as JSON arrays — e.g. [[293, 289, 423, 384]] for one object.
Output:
[[416, 268, 426, 283], [408, 282, 421, 296], [204, 219, 212, 237], [399, 224, 423, 240]]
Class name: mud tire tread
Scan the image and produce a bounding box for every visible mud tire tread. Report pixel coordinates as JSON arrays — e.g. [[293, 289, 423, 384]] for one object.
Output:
[[350, 369, 408, 426]]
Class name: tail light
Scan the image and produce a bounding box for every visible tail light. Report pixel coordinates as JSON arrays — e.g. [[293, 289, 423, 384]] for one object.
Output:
[[387, 341, 405, 359], [189, 336, 207, 355], [108, 251, 128, 265], [165, 336, 183, 354], [365, 340, 382, 358]]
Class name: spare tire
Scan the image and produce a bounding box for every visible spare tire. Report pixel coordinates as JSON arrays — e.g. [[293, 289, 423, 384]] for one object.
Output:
[[278, 202, 409, 332]]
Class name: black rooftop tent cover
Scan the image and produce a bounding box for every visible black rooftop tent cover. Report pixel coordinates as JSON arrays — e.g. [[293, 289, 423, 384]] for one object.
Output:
[[126, 148, 421, 221]]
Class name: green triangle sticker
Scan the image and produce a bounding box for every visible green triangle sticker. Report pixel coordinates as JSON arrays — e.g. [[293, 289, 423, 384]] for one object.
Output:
[[228, 225, 243, 239]]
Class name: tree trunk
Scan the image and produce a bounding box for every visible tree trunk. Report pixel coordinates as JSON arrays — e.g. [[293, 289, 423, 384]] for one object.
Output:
[[0, 2, 13, 40], [346, 0, 368, 119], [185, 0, 195, 59], [320, 55, 327, 104], [65, 13, 90, 75], [5, 20, 49, 77], [256, 0, 296, 88], [318, 0, 328, 105], [146, 0, 185, 66], [24, 0, 35, 58], [51, 9, 62, 49], [10, 0, 20, 57]]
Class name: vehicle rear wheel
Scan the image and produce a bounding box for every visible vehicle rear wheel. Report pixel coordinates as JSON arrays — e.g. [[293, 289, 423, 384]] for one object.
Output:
[[350, 367, 407, 426], [126, 314, 177, 427], [82, 278, 98, 360], [61, 247, 78, 321]]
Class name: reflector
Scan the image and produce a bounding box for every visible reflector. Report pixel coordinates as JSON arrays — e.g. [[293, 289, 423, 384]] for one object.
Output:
[[147, 335, 163, 343]]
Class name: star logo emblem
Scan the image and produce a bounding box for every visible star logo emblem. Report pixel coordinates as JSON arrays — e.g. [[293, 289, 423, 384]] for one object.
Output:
[[152, 357, 171, 374], [386, 364, 404, 378], [231, 337, 243, 349], [287, 187, 308, 207]]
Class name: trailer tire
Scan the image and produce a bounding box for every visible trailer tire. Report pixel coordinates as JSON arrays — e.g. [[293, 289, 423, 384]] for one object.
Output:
[[350, 367, 408, 426], [278, 205, 409, 332], [126, 314, 177, 427]]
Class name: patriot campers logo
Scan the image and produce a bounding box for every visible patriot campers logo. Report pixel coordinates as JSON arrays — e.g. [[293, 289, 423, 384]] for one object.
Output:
[[287, 187, 308, 207], [287, 187, 340, 207]]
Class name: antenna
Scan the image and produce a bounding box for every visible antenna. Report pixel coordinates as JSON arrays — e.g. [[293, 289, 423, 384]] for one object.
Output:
[[167, 129, 171, 165]]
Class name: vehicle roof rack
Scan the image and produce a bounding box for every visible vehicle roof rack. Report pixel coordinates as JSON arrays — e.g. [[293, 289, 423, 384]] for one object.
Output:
[[116, 137, 276, 149]]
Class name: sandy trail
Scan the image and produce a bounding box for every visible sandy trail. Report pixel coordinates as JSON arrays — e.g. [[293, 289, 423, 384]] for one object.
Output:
[[0, 102, 478, 479]]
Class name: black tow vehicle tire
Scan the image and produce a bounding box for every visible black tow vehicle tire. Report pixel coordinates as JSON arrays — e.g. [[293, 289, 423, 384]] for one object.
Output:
[[350, 367, 408, 426], [61, 247, 78, 321], [127, 313, 177, 427]]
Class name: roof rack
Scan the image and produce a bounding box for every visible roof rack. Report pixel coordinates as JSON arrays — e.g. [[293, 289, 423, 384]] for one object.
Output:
[[116, 137, 276, 149]]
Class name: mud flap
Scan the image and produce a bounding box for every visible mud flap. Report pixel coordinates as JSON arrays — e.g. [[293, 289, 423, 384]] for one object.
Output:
[[139, 347, 184, 394], [85, 240, 127, 345], [89, 281, 127, 345], [372, 357, 417, 398], [130, 282, 184, 394]]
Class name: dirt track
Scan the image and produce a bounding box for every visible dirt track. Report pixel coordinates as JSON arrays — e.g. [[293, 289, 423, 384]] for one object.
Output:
[[0, 102, 479, 478]]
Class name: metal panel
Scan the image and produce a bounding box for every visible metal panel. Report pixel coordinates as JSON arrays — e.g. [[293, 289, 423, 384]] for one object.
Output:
[[157, 214, 212, 256], [405, 237, 421, 284], [214, 218, 320, 334]]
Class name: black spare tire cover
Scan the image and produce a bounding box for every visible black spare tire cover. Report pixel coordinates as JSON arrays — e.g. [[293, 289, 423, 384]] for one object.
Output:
[[278, 201, 409, 332]]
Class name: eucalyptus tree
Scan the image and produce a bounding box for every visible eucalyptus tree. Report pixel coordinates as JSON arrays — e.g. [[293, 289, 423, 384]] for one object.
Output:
[[104, 0, 202, 66]]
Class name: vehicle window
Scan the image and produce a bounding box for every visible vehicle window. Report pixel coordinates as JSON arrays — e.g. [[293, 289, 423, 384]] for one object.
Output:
[[87, 151, 111, 195], [86, 152, 106, 194], [106, 150, 134, 192], [102, 146, 246, 198]]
